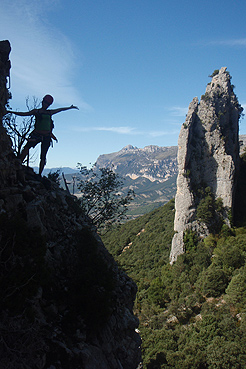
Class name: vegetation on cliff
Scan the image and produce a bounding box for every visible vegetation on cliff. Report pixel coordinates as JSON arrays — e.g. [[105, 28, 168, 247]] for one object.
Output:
[[102, 167, 246, 368]]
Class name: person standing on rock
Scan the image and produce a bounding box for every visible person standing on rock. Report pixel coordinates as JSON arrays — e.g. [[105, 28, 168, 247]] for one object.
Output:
[[6, 95, 79, 175]]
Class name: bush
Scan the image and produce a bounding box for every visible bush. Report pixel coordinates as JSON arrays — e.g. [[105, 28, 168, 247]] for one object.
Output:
[[207, 336, 246, 369], [225, 266, 246, 310], [148, 277, 169, 308], [183, 229, 198, 252], [198, 265, 228, 297], [209, 69, 219, 78]]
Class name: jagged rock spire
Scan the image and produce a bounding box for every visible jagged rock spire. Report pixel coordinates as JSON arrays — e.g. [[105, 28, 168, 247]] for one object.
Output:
[[170, 67, 243, 264]]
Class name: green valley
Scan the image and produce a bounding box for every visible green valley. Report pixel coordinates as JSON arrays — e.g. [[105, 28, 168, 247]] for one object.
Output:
[[102, 199, 246, 368]]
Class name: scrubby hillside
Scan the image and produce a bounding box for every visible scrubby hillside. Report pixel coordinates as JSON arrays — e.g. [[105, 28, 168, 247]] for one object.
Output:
[[102, 193, 246, 368]]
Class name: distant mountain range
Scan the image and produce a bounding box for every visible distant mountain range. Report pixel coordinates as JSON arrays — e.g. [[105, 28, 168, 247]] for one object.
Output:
[[38, 136, 246, 218], [96, 144, 178, 182], [95, 145, 178, 217], [33, 167, 79, 176]]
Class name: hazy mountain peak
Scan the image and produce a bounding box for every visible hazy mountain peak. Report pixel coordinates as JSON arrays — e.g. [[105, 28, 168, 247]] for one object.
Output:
[[119, 144, 138, 152]]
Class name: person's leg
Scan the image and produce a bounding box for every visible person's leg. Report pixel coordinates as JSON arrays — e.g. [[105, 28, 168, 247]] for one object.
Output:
[[20, 133, 39, 163], [39, 136, 51, 175], [39, 159, 46, 176]]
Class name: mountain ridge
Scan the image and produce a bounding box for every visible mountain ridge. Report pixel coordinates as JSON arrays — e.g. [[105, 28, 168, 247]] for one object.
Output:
[[96, 144, 178, 183]]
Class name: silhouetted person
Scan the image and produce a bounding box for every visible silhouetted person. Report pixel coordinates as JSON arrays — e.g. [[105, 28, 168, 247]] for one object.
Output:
[[6, 95, 79, 175]]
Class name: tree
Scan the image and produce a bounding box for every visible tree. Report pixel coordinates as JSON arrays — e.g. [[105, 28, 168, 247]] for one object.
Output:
[[3, 97, 39, 157], [77, 164, 135, 232], [225, 266, 246, 310], [199, 265, 228, 297]]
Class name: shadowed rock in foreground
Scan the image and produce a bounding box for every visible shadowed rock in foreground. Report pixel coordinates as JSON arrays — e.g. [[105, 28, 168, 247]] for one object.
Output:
[[0, 40, 141, 369]]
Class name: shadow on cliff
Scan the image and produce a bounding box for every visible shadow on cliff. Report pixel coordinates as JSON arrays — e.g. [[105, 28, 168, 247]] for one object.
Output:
[[234, 155, 246, 226], [187, 115, 218, 209]]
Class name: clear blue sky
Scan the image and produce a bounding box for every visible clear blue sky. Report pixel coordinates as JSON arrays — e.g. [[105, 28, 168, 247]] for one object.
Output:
[[1, 0, 246, 169]]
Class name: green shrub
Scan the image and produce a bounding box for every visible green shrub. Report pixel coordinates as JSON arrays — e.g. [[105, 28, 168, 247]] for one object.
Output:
[[148, 277, 169, 308], [197, 194, 214, 225], [196, 188, 224, 232], [225, 266, 246, 310], [198, 265, 228, 297], [207, 336, 246, 369], [183, 229, 198, 252], [209, 69, 219, 78]]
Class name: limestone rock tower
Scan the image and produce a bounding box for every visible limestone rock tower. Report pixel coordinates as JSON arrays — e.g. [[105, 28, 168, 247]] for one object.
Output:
[[170, 67, 243, 264]]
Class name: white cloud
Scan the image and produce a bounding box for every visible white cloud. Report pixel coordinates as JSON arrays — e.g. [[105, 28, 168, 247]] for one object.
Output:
[[149, 129, 180, 137], [73, 125, 180, 138], [201, 38, 246, 47], [168, 106, 188, 117], [95, 126, 138, 134], [73, 126, 138, 134], [0, 0, 90, 109]]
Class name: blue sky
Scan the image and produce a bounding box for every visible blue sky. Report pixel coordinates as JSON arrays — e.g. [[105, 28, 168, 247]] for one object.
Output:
[[1, 0, 246, 169]]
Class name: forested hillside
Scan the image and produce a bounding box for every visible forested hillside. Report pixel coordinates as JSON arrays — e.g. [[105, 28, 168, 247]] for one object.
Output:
[[103, 192, 246, 368]]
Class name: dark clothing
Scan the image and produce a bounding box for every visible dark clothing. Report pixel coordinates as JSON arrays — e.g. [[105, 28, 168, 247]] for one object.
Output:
[[24, 110, 54, 162], [35, 110, 54, 131]]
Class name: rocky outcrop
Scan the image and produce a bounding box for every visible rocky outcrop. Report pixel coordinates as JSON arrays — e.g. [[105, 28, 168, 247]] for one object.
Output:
[[0, 40, 22, 189], [170, 68, 243, 264], [0, 41, 141, 369]]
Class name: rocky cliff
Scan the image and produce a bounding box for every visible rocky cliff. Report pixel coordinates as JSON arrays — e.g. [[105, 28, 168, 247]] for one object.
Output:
[[96, 145, 178, 217], [170, 67, 243, 264], [0, 41, 141, 369], [96, 144, 178, 183]]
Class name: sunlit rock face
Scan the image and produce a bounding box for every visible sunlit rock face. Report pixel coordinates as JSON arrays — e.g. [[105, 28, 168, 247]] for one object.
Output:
[[170, 68, 242, 264]]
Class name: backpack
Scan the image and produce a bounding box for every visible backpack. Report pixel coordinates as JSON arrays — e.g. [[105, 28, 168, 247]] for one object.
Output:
[[35, 112, 54, 131]]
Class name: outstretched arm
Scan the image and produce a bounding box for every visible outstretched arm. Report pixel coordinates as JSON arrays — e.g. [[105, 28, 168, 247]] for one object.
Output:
[[49, 105, 79, 115], [5, 108, 37, 116]]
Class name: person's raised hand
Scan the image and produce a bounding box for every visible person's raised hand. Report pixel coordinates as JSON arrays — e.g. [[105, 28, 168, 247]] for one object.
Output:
[[70, 105, 79, 110]]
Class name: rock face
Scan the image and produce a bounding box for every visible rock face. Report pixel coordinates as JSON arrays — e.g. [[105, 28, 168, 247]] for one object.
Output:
[[96, 145, 178, 217], [170, 68, 243, 264], [0, 41, 141, 369], [0, 40, 21, 188], [96, 145, 178, 183]]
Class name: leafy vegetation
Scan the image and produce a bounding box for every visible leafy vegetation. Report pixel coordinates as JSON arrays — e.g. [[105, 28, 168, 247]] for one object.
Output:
[[77, 164, 135, 232], [196, 187, 224, 232], [102, 195, 246, 368], [209, 69, 219, 78]]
